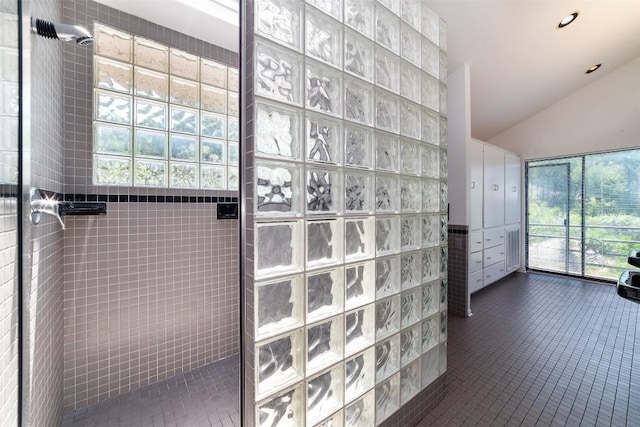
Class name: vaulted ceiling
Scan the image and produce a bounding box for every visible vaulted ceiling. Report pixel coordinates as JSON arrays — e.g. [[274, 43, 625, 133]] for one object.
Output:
[[425, 1, 640, 141]]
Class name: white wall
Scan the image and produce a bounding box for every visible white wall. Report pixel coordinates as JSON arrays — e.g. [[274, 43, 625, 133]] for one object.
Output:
[[489, 57, 640, 160], [447, 63, 471, 226]]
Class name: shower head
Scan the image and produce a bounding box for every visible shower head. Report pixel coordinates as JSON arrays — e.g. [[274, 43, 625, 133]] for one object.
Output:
[[31, 17, 93, 45]]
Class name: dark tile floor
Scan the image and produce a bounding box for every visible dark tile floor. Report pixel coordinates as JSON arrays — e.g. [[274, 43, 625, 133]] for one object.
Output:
[[417, 272, 640, 427], [61, 272, 640, 427], [61, 354, 239, 427]]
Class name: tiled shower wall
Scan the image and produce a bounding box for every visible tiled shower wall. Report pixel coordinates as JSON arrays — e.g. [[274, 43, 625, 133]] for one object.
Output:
[[0, 2, 19, 426], [60, 0, 239, 411], [0, 198, 19, 427], [21, 0, 67, 425], [243, 1, 449, 425], [62, 203, 238, 409]]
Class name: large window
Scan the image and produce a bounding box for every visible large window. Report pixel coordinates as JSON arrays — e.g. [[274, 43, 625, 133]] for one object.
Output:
[[527, 149, 640, 281], [92, 24, 239, 190]]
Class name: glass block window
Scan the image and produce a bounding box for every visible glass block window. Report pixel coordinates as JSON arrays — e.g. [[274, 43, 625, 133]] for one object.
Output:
[[92, 23, 239, 190]]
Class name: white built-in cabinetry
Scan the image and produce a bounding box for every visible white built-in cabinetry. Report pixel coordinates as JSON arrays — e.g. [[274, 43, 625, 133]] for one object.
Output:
[[505, 152, 521, 225], [482, 144, 506, 229], [468, 226, 506, 293], [467, 139, 521, 295], [469, 140, 483, 231], [447, 64, 522, 316]]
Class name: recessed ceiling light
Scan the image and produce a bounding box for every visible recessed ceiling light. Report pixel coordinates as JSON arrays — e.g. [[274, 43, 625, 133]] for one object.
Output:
[[586, 64, 602, 74], [558, 11, 579, 28]]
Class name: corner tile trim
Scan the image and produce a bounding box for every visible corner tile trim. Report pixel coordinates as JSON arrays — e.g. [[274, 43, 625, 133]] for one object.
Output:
[[41, 191, 238, 204], [448, 228, 469, 234]]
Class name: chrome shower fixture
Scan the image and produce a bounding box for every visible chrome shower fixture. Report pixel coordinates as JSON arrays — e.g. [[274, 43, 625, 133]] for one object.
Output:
[[31, 16, 93, 45]]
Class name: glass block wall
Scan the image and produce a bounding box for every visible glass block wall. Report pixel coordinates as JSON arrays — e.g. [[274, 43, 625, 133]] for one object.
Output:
[[91, 24, 239, 190], [246, 0, 449, 425]]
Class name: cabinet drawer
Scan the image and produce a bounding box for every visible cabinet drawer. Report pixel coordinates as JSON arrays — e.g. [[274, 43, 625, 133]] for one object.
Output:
[[469, 231, 483, 253], [483, 227, 505, 249], [483, 244, 505, 268], [468, 251, 483, 273], [483, 261, 505, 286], [469, 269, 484, 294]]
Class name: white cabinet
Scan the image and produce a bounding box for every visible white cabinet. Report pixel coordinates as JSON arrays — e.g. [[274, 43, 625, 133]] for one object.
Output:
[[463, 143, 521, 297], [467, 225, 510, 294], [468, 230, 484, 294], [469, 230, 483, 253], [483, 244, 505, 268], [482, 227, 505, 248], [468, 250, 484, 272], [482, 144, 505, 229], [468, 229, 483, 270], [483, 261, 506, 287], [505, 152, 521, 225], [469, 270, 484, 294], [469, 140, 484, 230], [468, 141, 517, 230]]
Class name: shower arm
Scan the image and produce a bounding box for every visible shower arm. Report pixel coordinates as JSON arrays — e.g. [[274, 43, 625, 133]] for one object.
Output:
[[31, 16, 93, 45], [50, 23, 92, 42]]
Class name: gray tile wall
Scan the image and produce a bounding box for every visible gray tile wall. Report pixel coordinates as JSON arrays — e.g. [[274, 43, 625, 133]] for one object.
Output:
[[24, 220, 65, 427], [0, 1, 20, 425], [60, 0, 240, 412], [0, 199, 19, 427], [62, 203, 238, 410], [22, 0, 67, 426], [448, 225, 470, 317]]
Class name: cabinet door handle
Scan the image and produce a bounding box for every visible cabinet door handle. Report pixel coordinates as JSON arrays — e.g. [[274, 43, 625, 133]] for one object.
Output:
[[476, 278, 482, 283], [492, 184, 499, 191], [471, 181, 475, 189], [511, 186, 517, 192], [486, 256, 492, 260], [476, 241, 482, 244]]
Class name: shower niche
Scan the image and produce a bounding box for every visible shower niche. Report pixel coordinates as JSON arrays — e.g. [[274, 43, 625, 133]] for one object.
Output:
[[248, 0, 448, 425]]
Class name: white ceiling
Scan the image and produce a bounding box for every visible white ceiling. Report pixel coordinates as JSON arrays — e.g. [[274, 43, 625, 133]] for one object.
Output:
[[425, 0, 640, 141], [94, 0, 640, 141], [93, 0, 240, 52]]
